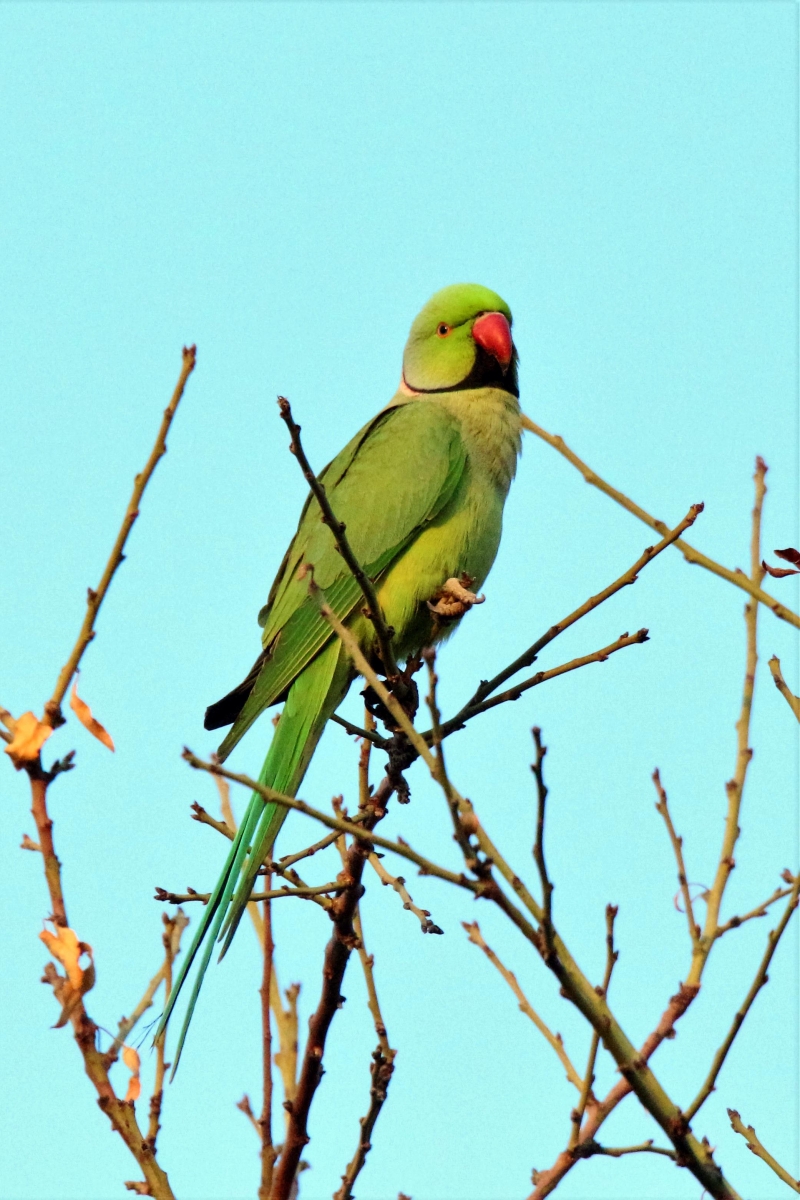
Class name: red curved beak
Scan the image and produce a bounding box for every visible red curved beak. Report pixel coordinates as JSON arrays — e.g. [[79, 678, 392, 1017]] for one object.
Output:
[[471, 311, 513, 369]]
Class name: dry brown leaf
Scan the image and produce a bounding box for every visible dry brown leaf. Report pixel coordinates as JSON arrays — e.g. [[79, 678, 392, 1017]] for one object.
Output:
[[4, 711, 52, 769], [39, 923, 95, 1026], [122, 1044, 141, 1102], [775, 547, 800, 567], [762, 559, 800, 579], [70, 678, 115, 751]]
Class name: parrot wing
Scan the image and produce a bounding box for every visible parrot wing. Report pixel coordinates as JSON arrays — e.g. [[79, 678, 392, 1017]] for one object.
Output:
[[212, 399, 466, 758]]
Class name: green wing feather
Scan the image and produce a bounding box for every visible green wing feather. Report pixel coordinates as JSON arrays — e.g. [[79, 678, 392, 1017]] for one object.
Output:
[[218, 400, 466, 759]]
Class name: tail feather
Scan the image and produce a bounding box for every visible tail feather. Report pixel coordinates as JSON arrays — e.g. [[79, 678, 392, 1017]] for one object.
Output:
[[217, 639, 352, 953], [161, 639, 352, 1071]]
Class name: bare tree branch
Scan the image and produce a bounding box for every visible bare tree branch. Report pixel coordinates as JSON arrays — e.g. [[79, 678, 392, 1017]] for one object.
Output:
[[46, 346, 197, 726], [520, 415, 799, 630], [684, 871, 800, 1122], [727, 1110, 800, 1193]]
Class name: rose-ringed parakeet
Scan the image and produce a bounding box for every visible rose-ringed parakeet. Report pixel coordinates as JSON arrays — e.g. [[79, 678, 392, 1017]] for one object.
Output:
[[163, 283, 522, 1062]]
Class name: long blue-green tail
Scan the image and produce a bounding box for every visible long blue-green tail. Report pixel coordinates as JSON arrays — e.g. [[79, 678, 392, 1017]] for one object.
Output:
[[160, 638, 352, 1073]]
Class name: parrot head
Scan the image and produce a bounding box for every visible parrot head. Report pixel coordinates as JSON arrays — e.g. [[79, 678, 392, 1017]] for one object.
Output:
[[402, 283, 518, 397]]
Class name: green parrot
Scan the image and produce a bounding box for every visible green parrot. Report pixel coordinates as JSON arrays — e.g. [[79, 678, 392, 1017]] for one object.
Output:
[[162, 282, 522, 1063]]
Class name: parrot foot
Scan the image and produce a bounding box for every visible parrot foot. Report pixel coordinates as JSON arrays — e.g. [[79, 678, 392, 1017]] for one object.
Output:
[[427, 574, 486, 621]]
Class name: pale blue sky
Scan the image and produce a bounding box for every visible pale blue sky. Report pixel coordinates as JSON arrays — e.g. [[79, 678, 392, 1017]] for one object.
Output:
[[0, 4, 797, 1199]]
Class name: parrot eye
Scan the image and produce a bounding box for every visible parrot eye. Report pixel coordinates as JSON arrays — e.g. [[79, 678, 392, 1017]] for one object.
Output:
[[436, 323, 451, 337]]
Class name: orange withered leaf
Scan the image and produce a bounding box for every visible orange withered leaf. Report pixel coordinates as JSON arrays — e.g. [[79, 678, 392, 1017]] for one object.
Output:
[[39, 922, 95, 1027], [122, 1045, 141, 1102], [3, 711, 53, 769], [69, 678, 115, 751]]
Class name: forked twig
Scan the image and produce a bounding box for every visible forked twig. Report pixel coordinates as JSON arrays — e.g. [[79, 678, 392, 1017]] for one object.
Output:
[[684, 871, 800, 1122]]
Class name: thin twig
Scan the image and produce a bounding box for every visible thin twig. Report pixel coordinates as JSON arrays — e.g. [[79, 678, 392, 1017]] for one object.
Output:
[[528, 982, 702, 1199], [520, 414, 799, 630], [182, 752, 474, 892], [592, 1141, 677, 1160], [331, 712, 389, 750], [689, 458, 767, 987], [258, 879, 276, 1200], [768, 656, 800, 722], [569, 905, 618, 1148], [271, 978, 300, 1139], [277, 395, 399, 679], [684, 871, 800, 1122], [462, 921, 583, 1092], [153, 883, 343, 905], [653, 770, 700, 946], [146, 913, 187, 1152], [46, 346, 197, 725], [451, 630, 649, 723], [368, 853, 443, 934], [277, 830, 342, 869], [424, 650, 479, 872], [358, 708, 376, 811], [333, 904, 397, 1200], [727, 1109, 800, 1193], [236, 1094, 262, 1137], [190, 800, 234, 840], [106, 912, 190, 1066], [269, 735, 402, 1200], [716, 883, 796, 936], [431, 505, 702, 742], [531, 727, 554, 960]]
